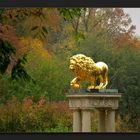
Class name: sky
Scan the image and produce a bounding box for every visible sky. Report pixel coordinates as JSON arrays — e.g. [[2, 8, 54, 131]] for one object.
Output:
[[123, 8, 140, 36]]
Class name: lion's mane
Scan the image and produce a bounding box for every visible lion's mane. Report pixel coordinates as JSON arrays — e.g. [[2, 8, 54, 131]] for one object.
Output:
[[70, 54, 98, 73]]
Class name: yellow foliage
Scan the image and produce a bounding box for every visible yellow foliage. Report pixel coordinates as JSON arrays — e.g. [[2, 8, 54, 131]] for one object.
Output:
[[57, 24, 77, 49], [60, 36, 77, 49], [20, 37, 51, 59]]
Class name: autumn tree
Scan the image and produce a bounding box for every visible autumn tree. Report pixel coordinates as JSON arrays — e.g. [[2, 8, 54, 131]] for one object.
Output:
[[0, 8, 85, 79]]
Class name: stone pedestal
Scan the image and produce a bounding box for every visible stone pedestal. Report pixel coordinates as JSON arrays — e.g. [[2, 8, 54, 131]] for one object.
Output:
[[67, 92, 121, 132]]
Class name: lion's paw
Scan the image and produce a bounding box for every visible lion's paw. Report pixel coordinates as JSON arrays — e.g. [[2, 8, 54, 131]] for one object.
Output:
[[71, 83, 80, 88]]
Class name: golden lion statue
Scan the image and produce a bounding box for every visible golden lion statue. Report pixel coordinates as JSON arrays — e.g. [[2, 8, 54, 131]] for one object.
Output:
[[69, 54, 108, 90]]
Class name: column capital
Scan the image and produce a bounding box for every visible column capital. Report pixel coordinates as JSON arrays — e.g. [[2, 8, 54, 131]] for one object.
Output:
[[81, 108, 92, 111]]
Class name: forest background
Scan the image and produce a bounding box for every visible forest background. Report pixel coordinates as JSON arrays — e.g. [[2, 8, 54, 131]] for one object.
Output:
[[0, 8, 140, 132]]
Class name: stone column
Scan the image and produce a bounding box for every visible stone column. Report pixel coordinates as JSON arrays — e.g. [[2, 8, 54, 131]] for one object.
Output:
[[98, 109, 106, 132], [82, 109, 91, 132], [73, 109, 82, 132], [105, 109, 115, 132]]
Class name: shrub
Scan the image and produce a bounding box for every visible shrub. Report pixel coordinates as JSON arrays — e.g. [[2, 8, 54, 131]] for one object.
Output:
[[0, 97, 72, 132]]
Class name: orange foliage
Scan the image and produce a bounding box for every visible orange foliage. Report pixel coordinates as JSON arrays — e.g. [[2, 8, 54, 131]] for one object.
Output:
[[0, 23, 27, 58], [0, 23, 28, 73], [3, 8, 61, 39], [129, 37, 140, 49], [44, 8, 61, 32], [116, 32, 140, 49], [116, 33, 131, 48]]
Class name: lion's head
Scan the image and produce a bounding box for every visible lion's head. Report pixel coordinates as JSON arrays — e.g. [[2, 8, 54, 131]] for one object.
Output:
[[69, 54, 97, 76]]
